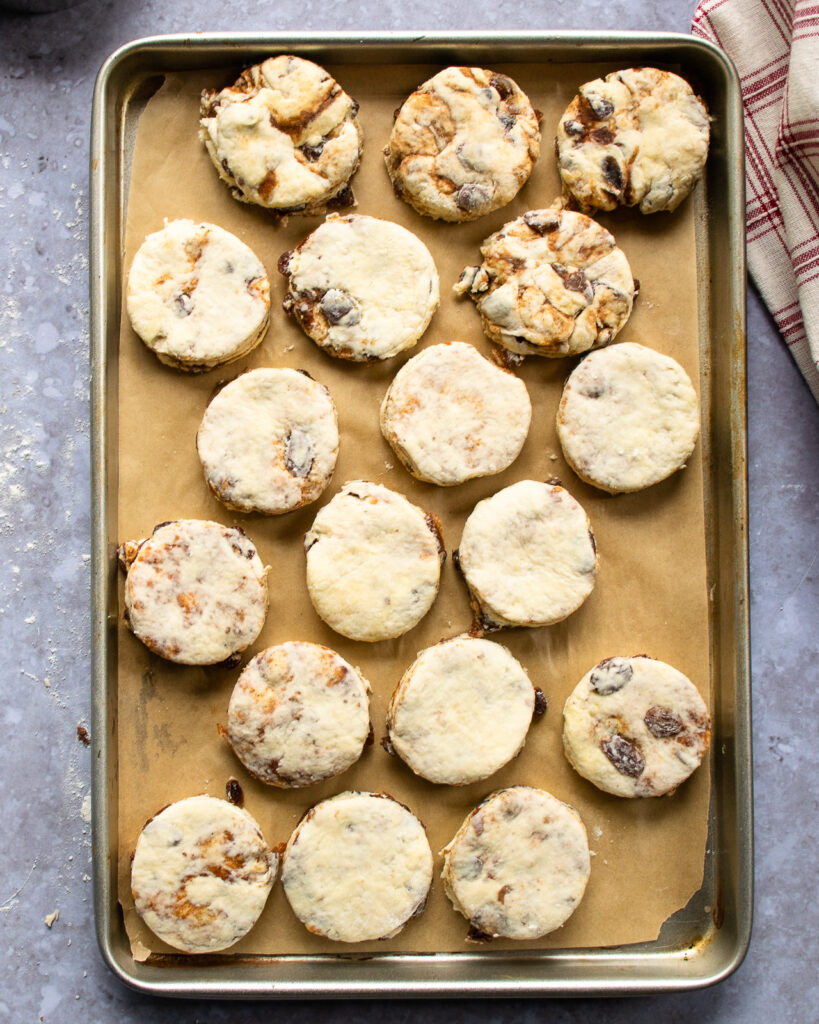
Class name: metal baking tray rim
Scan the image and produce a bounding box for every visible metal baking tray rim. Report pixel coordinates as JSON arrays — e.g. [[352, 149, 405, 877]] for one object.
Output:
[[90, 30, 751, 998]]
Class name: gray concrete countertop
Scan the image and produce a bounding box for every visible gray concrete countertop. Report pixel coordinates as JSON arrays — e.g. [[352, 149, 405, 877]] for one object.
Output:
[[0, 1, 816, 1021]]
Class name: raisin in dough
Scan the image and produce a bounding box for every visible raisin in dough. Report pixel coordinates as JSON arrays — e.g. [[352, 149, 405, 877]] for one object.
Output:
[[121, 520, 268, 665], [441, 787, 590, 940], [227, 642, 371, 787], [131, 795, 277, 954], [454, 209, 636, 358], [126, 220, 270, 372], [456, 480, 598, 630], [380, 342, 531, 484], [385, 66, 540, 222], [385, 636, 536, 785], [557, 68, 710, 214], [304, 480, 444, 642], [279, 214, 439, 362], [562, 656, 711, 797], [281, 791, 433, 942], [556, 342, 700, 493], [200, 55, 362, 215], [197, 368, 339, 514]]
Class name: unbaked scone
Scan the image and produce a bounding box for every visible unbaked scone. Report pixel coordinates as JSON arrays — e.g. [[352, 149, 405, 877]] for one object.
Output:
[[304, 480, 445, 642], [441, 787, 590, 940], [385, 66, 540, 222], [379, 342, 531, 485], [196, 368, 339, 514], [226, 642, 371, 787], [126, 219, 270, 372], [121, 520, 268, 665], [562, 655, 711, 798], [556, 68, 710, 214], [279, 214, 439, 361], [200, 55, 362, 215], [454, 209, 636, 358], [385, 636, 537, 785], [131, 795, 277, 953], [556, 342, 700, 492], [281, 791, 433, 942], [455, 480, 597, 631]]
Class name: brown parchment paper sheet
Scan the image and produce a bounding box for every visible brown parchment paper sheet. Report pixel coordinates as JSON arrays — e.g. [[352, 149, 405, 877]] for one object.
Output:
[[116, 62, 711, 960]]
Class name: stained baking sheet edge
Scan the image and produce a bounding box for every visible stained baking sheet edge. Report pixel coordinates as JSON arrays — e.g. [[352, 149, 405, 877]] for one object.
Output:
[[89, 30, 751, 998]]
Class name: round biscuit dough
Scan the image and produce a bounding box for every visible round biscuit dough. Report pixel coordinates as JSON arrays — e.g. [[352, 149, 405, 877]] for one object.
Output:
[[123, 519, 268, 665], [131, 795, 277, 954], [304, 480, 444, 642], [280, 214, 440, 361], [562, 655, 711, 797], [454, 209, 636, 358], [385, 66, 541, 222], [197, 368, 339, 514], [441, 787, 590, 940], [556, 67, 710, 214], [379, 342, 531, 485], [556, 342, 700, 493], [199, 55, 362, 215], [386, 636, 536, 785], [227, 642, 371, 787], [456, 480, 598, 630], [126, 219, 270, 372], [281, 791, 433, 942]]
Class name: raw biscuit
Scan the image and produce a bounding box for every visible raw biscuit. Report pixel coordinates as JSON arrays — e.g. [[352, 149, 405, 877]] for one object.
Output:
[[379, 342, 531, 485], [455, 480, 597, 631], [126, 219, 270, 372], [130, 795, 277, 954], [304, 480, 444, 642], [279, 214, 439, 361], [281, 791, 433, 942], [385, 66, 541, 222], [562, 655, 711, 797], [556, 67, 710, 214], [454, 209, 636, 358], [200, 55, 362, 215], [385, 636, 537, 785], [196, 368, 339, 514], [121, 519, 268, 666], [226, 641, 371, 787], [441, 787, 590, 940], [556, 342, 700, 492]]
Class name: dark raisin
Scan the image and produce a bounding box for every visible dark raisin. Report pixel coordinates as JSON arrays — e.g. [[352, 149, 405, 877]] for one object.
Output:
[[301, 141, 325, 161], [590, 657, 632, 694], [381, 735, 396, 756], [320, 289, 359, 325], [365, 723, 375, 746], [76, 724, 90, 747], [644, 706, 684, 738], [497, 884, 512, 904], [225, 778, 244, 806], [563, 119, 586, 138], [490, 74, 514, 100], [173, 292, 194, 317], [498, 113, 515, 131], [524, 211, 560, 236], [601, 735, 645, 778], [456, 183, 491, 213], [584, 94, 614, 120], [467, 926, 494, 943], [350, 98, 360, 117], [277, 251, 293, 276], [533, 689, 548, 716], [590, 127, 615, 145], [565, 270, 590, 294], [601, 156, 624, 192], [284, 428, 314, 478], [328, 184, 354, 209]]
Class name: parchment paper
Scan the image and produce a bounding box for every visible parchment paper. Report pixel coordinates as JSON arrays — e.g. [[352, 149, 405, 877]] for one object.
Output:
[[116, 61, 711, 959]]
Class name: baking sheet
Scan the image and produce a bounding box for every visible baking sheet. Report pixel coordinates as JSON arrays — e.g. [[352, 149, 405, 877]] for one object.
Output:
[[115, 61, 712, 960]]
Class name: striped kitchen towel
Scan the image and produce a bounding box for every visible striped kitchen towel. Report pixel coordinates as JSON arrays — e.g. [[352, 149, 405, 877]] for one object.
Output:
[[693, 0, 819, 401]]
